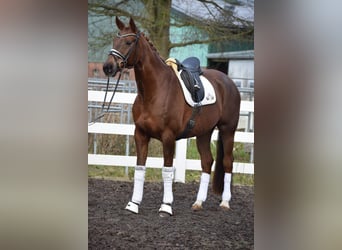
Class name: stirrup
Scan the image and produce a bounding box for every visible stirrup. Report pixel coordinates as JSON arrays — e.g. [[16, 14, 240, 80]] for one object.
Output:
[[158, 203, 173, 216], [125, 201, 139, 214]]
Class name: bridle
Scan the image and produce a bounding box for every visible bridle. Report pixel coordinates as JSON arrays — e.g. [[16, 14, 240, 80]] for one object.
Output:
[[89, 31, 141, 125], [109, 31, 141, 69]]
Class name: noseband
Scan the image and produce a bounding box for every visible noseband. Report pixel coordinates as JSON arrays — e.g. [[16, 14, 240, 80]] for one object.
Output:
[[109, 32, 141, 68]]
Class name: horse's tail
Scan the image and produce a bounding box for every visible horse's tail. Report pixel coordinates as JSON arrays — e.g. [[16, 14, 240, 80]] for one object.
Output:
[[213, 132, 225, 195]]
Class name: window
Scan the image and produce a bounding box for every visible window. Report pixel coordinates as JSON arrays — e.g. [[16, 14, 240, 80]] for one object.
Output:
[[248, 81, 254, 88], [234, 80, 241, 88], [93, 68, 99, 77]]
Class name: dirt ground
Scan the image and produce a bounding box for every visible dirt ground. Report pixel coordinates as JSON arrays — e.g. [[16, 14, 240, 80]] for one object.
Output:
[[88, 178, 254, 249]]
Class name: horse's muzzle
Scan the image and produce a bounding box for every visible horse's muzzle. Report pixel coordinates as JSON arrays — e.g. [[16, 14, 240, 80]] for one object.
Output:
[[103, 62, 118, 77]]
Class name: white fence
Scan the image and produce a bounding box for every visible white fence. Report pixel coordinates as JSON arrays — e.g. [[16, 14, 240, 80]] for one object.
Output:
[[88, 90, 254, 183]]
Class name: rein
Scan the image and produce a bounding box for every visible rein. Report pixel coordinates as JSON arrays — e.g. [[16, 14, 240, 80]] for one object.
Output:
[[89, 32, 140, 125], [88, 72, 123, 125]]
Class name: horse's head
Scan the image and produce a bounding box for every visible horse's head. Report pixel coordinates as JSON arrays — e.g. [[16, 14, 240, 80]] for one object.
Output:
[[103, 17, 140, 77]]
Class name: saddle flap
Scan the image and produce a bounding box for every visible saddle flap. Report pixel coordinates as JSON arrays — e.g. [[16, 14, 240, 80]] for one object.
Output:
[[180, 70, 204, 102], [180, 57, 204, 102]]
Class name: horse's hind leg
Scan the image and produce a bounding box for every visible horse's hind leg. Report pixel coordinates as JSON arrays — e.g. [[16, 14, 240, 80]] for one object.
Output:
[[192, 131, 214, 210], [218, 126, 236, 210]]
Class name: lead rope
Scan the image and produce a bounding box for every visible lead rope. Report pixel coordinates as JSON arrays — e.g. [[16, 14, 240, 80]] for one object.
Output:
[[88, 70, 123, 125]]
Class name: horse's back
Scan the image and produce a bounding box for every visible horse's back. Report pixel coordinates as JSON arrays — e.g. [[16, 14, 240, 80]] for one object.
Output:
[[202, 69, 240, 101]]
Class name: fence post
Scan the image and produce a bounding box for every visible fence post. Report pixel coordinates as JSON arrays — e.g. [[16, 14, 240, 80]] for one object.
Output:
[[174, 139, 187, 183]]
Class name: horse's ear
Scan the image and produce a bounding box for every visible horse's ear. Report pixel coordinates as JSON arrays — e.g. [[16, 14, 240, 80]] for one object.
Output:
[[115, 16, 125, 30], [129, 17, 138, 33]]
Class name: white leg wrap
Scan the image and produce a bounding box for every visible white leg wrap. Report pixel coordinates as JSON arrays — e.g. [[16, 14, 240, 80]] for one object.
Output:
[[158, 203, 173, 216], [131, 165, 146, 204], [196, 172, 210, 202], [221, 173, 232, 202], [162, 166, 174, 204], [125, 201, 139, 214]]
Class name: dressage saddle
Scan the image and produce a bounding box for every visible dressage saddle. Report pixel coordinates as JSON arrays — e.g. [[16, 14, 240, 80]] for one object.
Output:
[[176, 57, 205, 103]]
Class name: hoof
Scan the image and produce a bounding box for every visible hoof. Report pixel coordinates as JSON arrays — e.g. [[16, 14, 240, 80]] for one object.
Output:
[[125, 201, 139, 214], [219, 200, 230, 210], [158, 203, 173, 217], [191, 200, 203, 211]]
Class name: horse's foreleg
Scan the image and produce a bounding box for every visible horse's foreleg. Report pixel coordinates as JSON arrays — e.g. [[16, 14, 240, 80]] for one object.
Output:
[[125, 128, 150, 214], [192, 132, 214, 211], [159, 133, 176, 217]]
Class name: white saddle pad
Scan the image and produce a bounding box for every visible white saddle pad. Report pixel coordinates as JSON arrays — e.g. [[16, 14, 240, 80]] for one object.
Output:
[[176, 69, 216, 107]]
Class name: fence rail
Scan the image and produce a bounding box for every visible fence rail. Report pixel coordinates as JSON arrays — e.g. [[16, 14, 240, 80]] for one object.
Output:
[[88, 86, 254, 183]]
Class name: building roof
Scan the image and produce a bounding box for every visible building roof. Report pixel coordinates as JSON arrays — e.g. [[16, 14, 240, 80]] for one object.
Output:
[[207, 50, 254, 60], [171, 0, 254, 23]]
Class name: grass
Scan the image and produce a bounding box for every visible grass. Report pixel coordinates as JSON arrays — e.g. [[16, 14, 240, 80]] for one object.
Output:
[[88, 165, 162, 182], [186, 139, 251, 162], [88, 165, 253, 186]]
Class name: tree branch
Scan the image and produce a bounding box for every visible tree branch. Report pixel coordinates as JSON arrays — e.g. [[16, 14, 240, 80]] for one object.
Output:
[[169, 31, 251, 49], [88, 0, 254, 58]]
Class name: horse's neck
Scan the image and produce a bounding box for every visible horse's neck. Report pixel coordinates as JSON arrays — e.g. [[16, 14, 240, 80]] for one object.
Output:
[[134, 50, 169, 101]]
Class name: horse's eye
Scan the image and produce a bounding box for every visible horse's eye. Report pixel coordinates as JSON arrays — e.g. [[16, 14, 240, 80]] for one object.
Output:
[[126, 41, 132, 46]]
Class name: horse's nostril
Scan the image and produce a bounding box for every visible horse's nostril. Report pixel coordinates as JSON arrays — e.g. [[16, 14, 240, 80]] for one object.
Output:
[[103, 63, 113, 74]]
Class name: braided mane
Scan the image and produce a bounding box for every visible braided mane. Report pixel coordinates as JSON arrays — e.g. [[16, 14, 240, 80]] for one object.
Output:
[[141, 32, 165, 62]]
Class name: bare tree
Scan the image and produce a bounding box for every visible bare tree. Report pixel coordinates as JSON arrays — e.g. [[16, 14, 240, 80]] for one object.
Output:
[[88, 0, 253, 60]]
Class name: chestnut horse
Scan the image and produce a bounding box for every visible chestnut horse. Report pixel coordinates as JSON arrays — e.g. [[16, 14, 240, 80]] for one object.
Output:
[[103, 17, 241, 216]]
